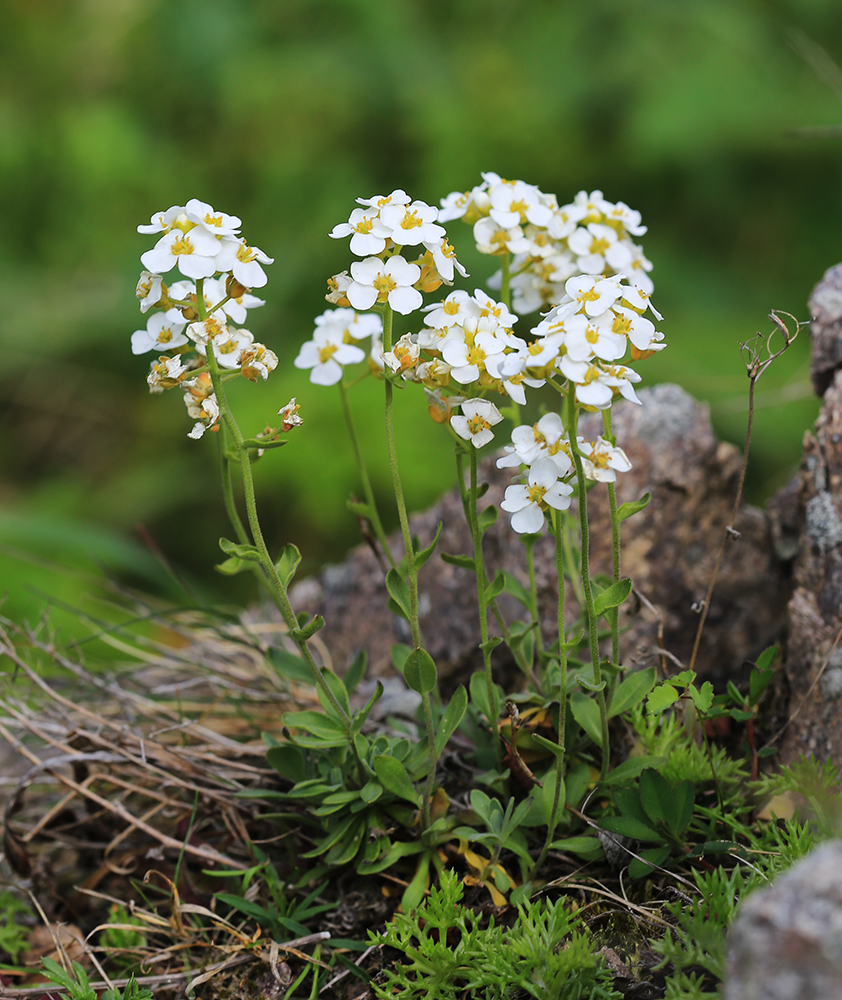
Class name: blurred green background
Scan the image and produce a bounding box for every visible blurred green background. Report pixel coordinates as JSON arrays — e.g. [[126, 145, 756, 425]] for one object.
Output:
[[2, 0, 842, 633]]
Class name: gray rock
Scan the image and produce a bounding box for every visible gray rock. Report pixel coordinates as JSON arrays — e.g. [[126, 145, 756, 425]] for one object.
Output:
[[725, 842, 842, 1000]]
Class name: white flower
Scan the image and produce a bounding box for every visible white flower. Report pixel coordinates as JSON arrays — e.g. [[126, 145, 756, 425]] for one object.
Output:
[[564, 313, 628, 363], [141, 226, 223, 280], [214, 238, 274, 288], [207, 327, 255, 369], [184, 392, 220, 439], [329, 208, 391, 256], [239, 343, 278, 381], [438, 189, 473, 222], [596, 197, 647, 237], [422, 289, 481, 329], [356, 189, 411, 210], [621, 282, 663, 321], [450, 399, 503, 448], [473, 216, 524, 256], [137, 205, 188, 235], [314, 307, 382, 341], [347, 255, 422, 315], [488, 178, 553, 230], [380, 200, 446, 247], [131, 313, 188, 355], [580, 436, 633, 482], [473, 290, 518, 329], [501, 458, 573, 533], [278, 398, 303, 431], [185, 199, 242, 238], [186, 315, 229, 346], [383, 333, 421, 375], [441, 325, 508, 385], [564, 275, 624, 317], [294, 327, 365, 386], [326, 270, 352, 305], [567, 223, 633, 275], [558, 358, 615, 409], [136, 271, 164, 312], [424, 239, 468, 282], [147, 355, 189, 391], [497, 413, 570, 475]]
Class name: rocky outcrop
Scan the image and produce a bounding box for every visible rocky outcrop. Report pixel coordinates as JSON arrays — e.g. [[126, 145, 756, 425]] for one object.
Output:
[[291, 384, 789, 692], [725, 842, 842, 1000]]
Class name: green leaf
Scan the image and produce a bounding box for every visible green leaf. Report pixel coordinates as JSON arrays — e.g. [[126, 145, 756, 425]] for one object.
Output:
[[617, 492, 651, 522], [647, 684, 680, 714], [600, 815, 662, 842], [729, 708, 755, 722], [317, 667, 351, 721], [358, 839, 425, 875], [549, 836, 603, 854], [435, 685, 467, 755], [542, 768, 565, 830], [639, 767, 673, 826], [345, 649, 367, 696], [352, 680, 383, 734], [688, 680, 715, 714], [360, 780, 383, 804], [503, 572, 533, 610], [290, 615, 326, 642], [269, 648, 312, 683], [302, 813, 359, 858], [386, 569, 411, 620], [440, 552, 476, 570], [412, 522, 443, 571], [480, 636, 503, 655], [372, 755, 421, 807], [608, 667, 657, 718], [215, 556, 255, 576], [346, 498, 374, 519], [576, 674, 606, 694], [283, 710, 347, 741], [325, 818, 366, 866], [592, 577, 633, 617], [531, 732, 565, 760], [570, 691, 603, 748], [265, 745, 307, 784], [750, 656, 776, 705], [484, 570, 506, 604], [401, 854, 431, 913], [727, 680, 744, 708], [469, 670, 497, 725], [275, 542, 302, 586], [673, 779, 695, 835], [218, 537, 261, 562], [390, 643, 412, 673], [628, 844, 671, 879], [477, 504, 498, 535], [754, 645, 778, 673], [602, 755, 668, 785], [403, 647, 437, 696]]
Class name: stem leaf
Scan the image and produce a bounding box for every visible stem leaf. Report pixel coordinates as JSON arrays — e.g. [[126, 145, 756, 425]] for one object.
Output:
[[608, 666, 658, 718], [441, 553, 476, 570], [275, 543, 302, 587], [531, 732, 565, 761], [503, 572, 532, 610], [219, 537, 261, 561], [617, 492, 651, 522], [317, 667, 351, 721], [477, 504, 499, 535], [570, 691, 603, 748], [484, 570, 506, 604], [385, 569, 411, 620], [215, 556, 255, 576], [602, 755, 668, 785], [290, 615, 326, 642], [435, 685, 468, 755], [372, 754, 422, 807], [403, 647, 438, 696], [412, 521, 443, 572], [592, 577, 633, 617]]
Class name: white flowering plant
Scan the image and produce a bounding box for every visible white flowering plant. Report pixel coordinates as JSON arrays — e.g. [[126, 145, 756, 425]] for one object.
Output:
[[131, 177, 668, 907]]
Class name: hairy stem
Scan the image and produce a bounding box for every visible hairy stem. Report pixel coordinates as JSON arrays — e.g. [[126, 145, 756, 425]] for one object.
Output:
[[602, 408, 621, 704], [568, 386, 610, 780]]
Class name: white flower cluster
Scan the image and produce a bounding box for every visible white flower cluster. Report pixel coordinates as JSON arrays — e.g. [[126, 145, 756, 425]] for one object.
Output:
[[440, 174, 652, 316], [327, 189, 467, 315], [294, 308, 383, 386], [133, 200, 280, 440]]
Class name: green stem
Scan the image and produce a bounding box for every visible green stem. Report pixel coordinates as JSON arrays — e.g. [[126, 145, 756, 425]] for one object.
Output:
[[217, 426, 249, 546], [381, 305, 436, 827], [500, 252, 511, 311], [469, 446, 503, 768], [529, 508, 567, 880], [455, 448, 532, 680], [561, 515, 585, 609], [338, 378, 398, 572], [196, 279, 350, 729], [568, 385, 610, 781], [602, 409, 621, 705]]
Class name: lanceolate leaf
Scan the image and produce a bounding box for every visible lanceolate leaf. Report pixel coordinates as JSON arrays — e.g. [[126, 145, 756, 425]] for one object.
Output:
[[435, 685, 467, 755], [372, 755, 421, 807], [592, 577, 633, 617], [571, 691, 603, 748], [608, 667, 657, 718], [386, 569, 411, 620], [412, 522, 443, 571], [403, 647, 437, 696], [617, 492, 651, 523], [275, 542, 302, 586]]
